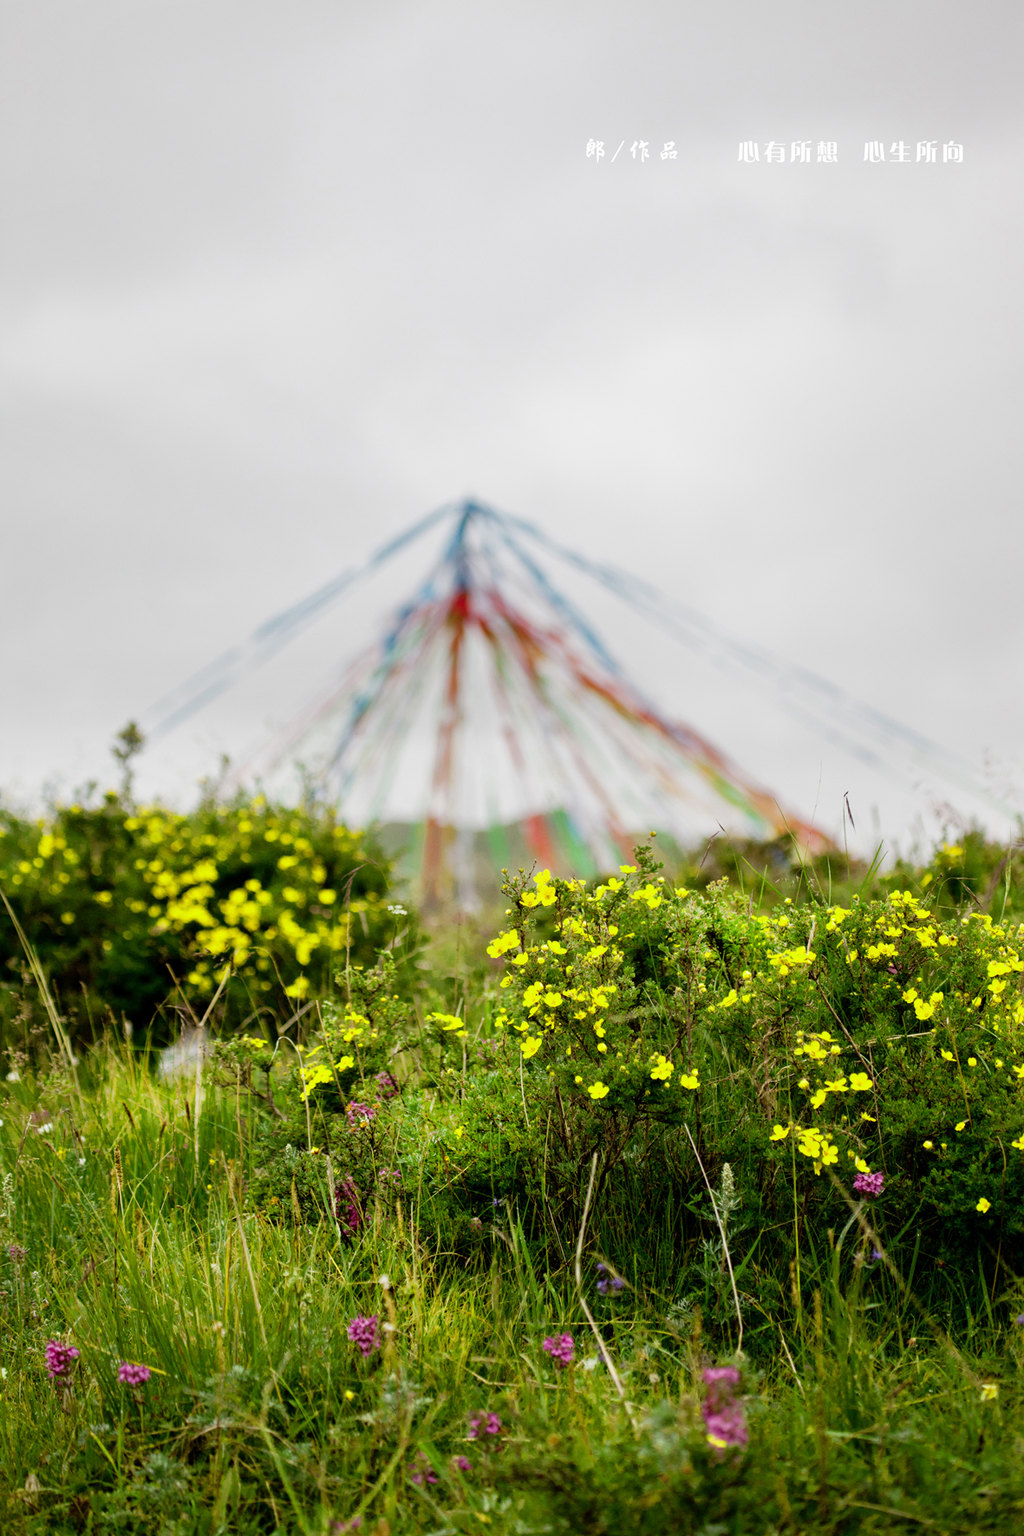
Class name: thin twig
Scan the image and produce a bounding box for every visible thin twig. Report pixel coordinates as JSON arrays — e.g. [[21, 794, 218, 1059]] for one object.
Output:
[[574, 1153, 638, 1432]]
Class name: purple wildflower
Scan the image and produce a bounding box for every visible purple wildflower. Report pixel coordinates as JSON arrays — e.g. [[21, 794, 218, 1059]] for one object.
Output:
[[1014, 1313, 1024, 1327], [468, 1412, 502, 1439], [7, 1243, 26, 1265], [44, 1341, 80, 1379], [869, 1246, 883, 1265], [853, 1171, 885, 1198], [452, 1454, 472, 1474], [597, 1273, 625, 1295], [117, 1361, 152, 1386], [335, 1176, 363, 1240], [331, 1520, 363, 1534], [408, 1452, 439, 1486], [375, 1071, 399, 1100], [700, 1364, 747, 1458], [542, 1333, 575, 1368], [346, 1101, 376, 1129], [346, 1315, 380, 1357], [703, 1400, 749, 1453]]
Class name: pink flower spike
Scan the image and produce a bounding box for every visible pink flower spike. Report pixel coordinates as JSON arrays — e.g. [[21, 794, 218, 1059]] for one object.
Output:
[[542, 1333, 575, 1368], [117, 1361, 152, 1386], [702, 1365, 741, 1390], [346, 1314, 380, 1357], [44, 1341, 80, 1379]]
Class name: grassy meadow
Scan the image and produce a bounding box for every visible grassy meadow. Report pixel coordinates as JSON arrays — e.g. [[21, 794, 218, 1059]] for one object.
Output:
[[4, 794, 1024, 1533]]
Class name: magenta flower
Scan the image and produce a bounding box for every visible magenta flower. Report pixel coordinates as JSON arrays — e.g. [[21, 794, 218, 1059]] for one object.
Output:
[[703, 1400, 749, 1453], [468, 1411, 502, 1439], [335, 1176, 363, 1240], [542, 1333, 575, 1368], [7, 1243, 27, 1265], [701, 1364, 747, 1457], [346, 1101, 376, 1128], [376, 1071, 399, 1099], [117, 1361, 152, 1386], [44, 1340, 80, 1379], [346, 1314, 380, 1357], [853, 1171, 885, 1198], [452, 1454, 472, 1474], [702, 1366, 741, 1392], [408, 1452, 438, 1486]]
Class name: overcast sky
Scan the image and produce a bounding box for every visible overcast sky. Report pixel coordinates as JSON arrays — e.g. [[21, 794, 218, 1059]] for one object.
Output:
[[3, 1, 1022, 857]]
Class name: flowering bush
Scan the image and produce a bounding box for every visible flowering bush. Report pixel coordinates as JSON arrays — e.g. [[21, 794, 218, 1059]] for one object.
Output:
[[0, 791, 408, 1042], [244, 953, 411, 1226], [480, 847, 1024, 1268]]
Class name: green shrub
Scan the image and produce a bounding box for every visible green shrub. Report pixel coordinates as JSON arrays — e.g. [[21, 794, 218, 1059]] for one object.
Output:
[[0, 791, 415, 1046], [476, 848, 1024, 1283]]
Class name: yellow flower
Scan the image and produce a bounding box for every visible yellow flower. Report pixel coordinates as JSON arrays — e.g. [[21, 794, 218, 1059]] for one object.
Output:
[[1012, 1134, 1024, 1152], [976, 1197, 992, 1214], [299, 1064, 333, 1100], [769, 1123, 791, 1142], [521, 1037, 542, 1060], [848, 1072, 873, 1092], [429, 1012, 467, 1034], [588, 1082, 610, 1099], [678, 1072, 700, 1090], [486, 929, 520, 958], [980, 1383, 999, 1401]]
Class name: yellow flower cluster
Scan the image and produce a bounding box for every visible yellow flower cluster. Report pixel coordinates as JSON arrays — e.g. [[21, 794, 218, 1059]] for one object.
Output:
[[902, 987, 945, 1021], [492, 866, 699, 1104], [769, 1122, 840, 1174]]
